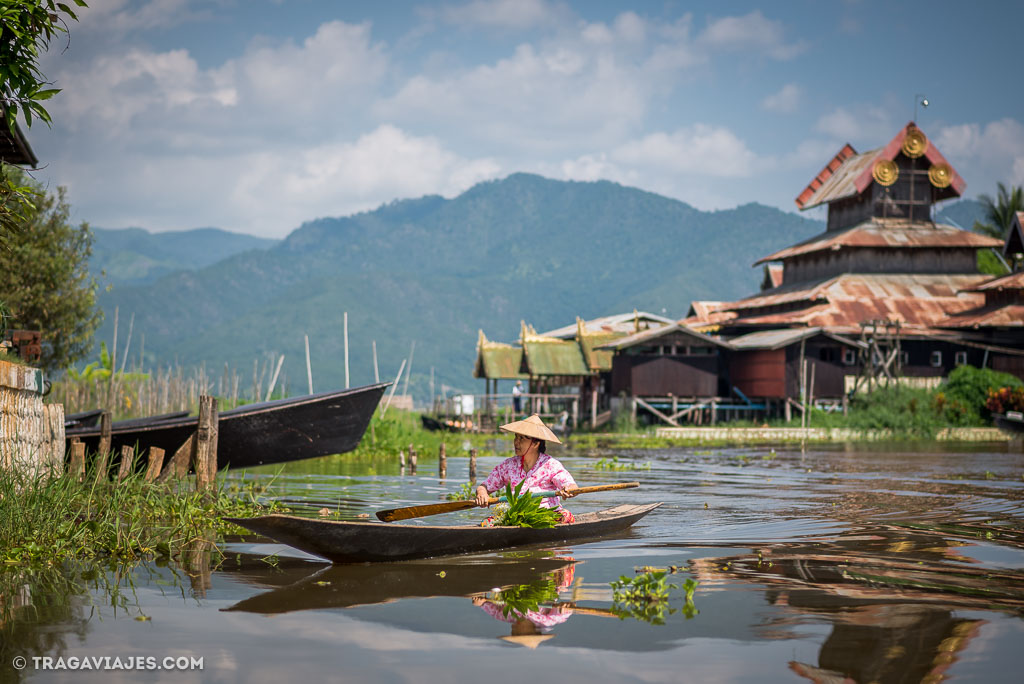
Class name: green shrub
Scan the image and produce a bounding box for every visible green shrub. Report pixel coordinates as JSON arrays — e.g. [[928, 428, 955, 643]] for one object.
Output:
[[941, 365, 1024, 421]]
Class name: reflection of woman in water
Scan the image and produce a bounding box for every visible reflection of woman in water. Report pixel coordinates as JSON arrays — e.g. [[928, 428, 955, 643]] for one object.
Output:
[[473, 563, 576, 647]]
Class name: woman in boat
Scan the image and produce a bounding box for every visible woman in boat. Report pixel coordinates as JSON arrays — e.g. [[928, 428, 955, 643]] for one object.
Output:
[[475, 414, 579, 524]]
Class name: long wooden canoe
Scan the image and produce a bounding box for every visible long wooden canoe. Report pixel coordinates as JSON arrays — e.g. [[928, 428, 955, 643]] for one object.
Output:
[[64, 382, 389, 470], [226, 502, 662, 563]]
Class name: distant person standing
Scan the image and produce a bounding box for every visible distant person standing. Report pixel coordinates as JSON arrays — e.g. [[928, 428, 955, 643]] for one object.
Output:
[[512, 380, 523, 415]]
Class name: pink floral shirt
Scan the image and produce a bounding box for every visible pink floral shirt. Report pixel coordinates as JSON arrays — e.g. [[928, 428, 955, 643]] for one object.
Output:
[[482, 453, 576, 509], [478, 601, 574, 629]]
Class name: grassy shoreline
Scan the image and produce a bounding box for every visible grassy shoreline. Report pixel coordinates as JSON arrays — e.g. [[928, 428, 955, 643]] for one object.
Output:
[[0, 466, 285, 567]]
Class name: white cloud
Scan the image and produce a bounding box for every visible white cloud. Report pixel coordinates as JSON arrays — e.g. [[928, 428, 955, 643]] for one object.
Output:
[[611, 125, 762, 178], [696, 10, 807, 60], [440, 0, 564, 30], [934, 118, 1024, 192], [377, 42, 648, 152], [77, 0, 211, 34], [760, 83, 802, 114], [815, 105, 894, 143]]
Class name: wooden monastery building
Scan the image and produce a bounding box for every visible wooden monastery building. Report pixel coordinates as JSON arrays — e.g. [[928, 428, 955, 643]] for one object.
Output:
[[465, 123, 1023, 428]]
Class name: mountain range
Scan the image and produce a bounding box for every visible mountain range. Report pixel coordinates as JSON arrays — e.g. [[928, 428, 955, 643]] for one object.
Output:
[[87, 175, 989, 401]]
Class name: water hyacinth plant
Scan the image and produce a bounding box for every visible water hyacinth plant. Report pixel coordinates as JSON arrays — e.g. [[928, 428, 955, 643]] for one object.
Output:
[[495, 481, 560, 529]]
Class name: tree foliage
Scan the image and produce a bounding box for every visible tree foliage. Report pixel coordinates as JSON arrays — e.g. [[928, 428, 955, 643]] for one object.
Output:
[[1, 0, 87, 244], [0, 0, 87, 130], [0, 167, 101, 370], [973, 182, 1024, 239]]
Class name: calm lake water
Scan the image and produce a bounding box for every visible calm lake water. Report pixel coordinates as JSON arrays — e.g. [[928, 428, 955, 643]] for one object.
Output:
[[4, 441, 1023, 683]]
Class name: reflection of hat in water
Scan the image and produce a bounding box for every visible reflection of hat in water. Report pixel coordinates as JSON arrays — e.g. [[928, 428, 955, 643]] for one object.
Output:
[[499, 633, 554, 648], [499, 618, 554, 648], [499, 413, 562, 445]]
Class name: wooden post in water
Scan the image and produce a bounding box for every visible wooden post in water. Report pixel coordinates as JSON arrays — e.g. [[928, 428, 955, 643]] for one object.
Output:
[[158, 435, 194, 482], [398, 449, 406, 468], [469, 448, 477, 481], [343, 312, 349, 389], [116, 445, 135, 482], [438, 442, 447, 479], [591, 389, 597, 428], [193, 395, 218, 491], [93, 448, 110, 484], [409, 450, 417, 474], [98, 411, 112, 458], [144, 447, 165, 482], [69, 441, 86, 482]]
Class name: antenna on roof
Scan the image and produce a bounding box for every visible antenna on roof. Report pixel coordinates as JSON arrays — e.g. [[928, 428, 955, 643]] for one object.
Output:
[[914, 94, 929, 123]]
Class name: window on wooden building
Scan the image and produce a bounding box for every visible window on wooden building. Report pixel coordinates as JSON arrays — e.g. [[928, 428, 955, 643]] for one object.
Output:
[[930, 351, 943, 367], [900, 351, 909, 366], [842, 348, 856, 366], [955, 351, 968, 366]]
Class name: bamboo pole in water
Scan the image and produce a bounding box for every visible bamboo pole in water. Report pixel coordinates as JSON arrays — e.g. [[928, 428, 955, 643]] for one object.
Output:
[[265, 355, 285, 402], [380, 359, 407, 418], [343, 312, 349, 389], [305, 334, 313, 395], [372, 340, 380, 383]]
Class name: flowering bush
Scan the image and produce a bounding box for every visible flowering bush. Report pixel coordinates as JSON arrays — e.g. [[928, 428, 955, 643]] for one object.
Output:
[[985, 386, 1024, 415]]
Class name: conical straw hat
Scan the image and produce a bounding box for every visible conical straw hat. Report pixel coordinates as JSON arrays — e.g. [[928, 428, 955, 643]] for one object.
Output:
[[499, 413, 562, 444]]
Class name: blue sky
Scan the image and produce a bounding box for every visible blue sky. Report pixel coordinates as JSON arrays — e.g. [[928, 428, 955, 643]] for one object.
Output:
[[29, 0, 1024, 238]]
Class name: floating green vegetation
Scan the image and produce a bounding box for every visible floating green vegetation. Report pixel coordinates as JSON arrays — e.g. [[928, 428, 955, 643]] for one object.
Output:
[[610, 570, 676, 625], [593, 456, 651, 471], [495, 481, 559, 529], [0, 466, 283, 567], [445, 481, 476, 501]]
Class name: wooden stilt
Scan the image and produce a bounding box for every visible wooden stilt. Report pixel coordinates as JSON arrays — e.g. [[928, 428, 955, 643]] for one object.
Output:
[[144, 447, 165, 482], [69, 441, 86, 482], [116, 445, 136, 482], [438, 442, 447, 479], [193, 395, 217, 491], [158, 435, 194, 482], [98, 411, 112, 458], [469, 448, 477, 481]]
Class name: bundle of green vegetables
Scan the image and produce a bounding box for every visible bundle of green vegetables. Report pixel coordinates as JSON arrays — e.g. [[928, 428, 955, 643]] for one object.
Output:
[[495, 481, 560, 528]]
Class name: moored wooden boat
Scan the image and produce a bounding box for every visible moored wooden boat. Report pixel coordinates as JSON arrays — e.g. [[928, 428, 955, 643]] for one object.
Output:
[[64, 382, 390, 469], [226, 502, 662, 563], [994, 411, 1024, 435]]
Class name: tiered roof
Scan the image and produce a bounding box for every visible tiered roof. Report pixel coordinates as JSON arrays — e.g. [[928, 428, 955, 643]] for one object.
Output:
[[794, 122, 964, 210]]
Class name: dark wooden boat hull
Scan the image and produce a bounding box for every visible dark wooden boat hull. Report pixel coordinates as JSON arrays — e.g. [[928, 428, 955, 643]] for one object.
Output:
[[994, 413, 1024, 435], [226, 502, 662, 563], [225, 555, 576, 614], [64, 382, 389, 469]]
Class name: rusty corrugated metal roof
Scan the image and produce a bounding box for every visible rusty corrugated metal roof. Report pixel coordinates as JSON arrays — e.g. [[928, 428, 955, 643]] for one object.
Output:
[[795, 123, 965, 210], [962, 271, 1024, 292], [597, 323, 730, 350], [755, 219, 1002, 265], [727, 327, 864, 350], [540, 311, 673, 339], [937, 304, 1024, 329], [720, 273, 991, 335]]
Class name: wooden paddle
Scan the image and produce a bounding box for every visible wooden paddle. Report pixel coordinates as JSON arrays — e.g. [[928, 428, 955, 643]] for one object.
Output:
[[375, 482, 640, 522]]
